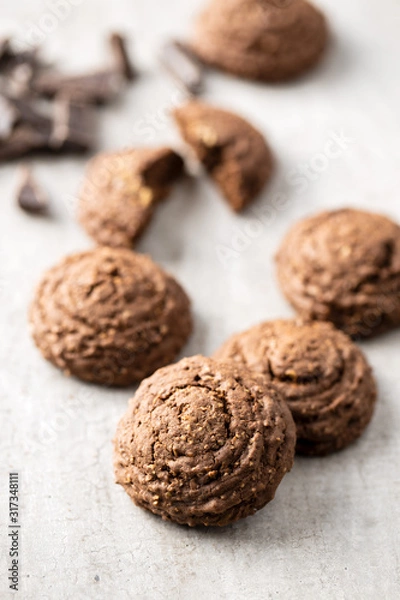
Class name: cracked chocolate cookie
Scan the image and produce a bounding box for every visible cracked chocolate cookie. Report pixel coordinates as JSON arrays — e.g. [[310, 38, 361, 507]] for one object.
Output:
[[214, 319, 377, 456], [29, 247, 192, 386], [190, 0, 328, 82], [114, 355, 296, 526], [173, 101, 273, 212], [78, 147, 184, 248], [276, 209, 400, 338]]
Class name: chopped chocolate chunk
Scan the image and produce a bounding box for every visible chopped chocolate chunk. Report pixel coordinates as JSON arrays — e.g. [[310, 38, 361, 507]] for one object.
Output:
[[7, 95, 52, 133], [0, 44, 41, 74], [109, 33, 136, 81], [16, 166, 49, 214], [6, 63, 35, 97], [0, 95, 18, 140], [0, 123, 50, 162], [32, 69, 124, 104], [0, 34, 136, 162], [51, 94, 96, 152], [0, 38, 11, 64], [160, 40, 204, 95]]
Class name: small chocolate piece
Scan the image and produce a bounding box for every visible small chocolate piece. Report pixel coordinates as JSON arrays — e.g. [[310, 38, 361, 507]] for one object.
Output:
[[160, 40, 204, 95], [16, 165, 49, 214], [8, 95, 52, 133], [0, 123, 50, 162], [0, 43, 41, 75], [0, 95, 18, 140], [0, 95, 52, 161], [6, 63, 35, 97], [32, 69, 124, 104], [109, 33, 136, 81], [51, 94, 96, 152], [0, 38, 11, 64]]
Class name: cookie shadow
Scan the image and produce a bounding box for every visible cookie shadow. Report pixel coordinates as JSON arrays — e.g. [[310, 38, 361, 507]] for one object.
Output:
[[178, 310, 210, 359], [137, 175, 198, 263]]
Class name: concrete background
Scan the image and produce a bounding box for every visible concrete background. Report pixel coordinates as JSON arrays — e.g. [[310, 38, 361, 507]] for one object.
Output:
[[1, 0, 400, 598]]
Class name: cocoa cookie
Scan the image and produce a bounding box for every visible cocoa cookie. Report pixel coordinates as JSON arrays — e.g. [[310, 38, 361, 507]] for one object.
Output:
[[173, 101, 273, 212], [78, 147, 184, 248], [29, 247, 192, 386], [114, 355, 296, 526], [276, 209, 400, 338], [214, 319, 377, 456], [190, 0, 328, 82]]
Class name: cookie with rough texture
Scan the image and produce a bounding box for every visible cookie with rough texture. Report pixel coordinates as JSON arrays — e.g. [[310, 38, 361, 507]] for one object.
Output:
[[78, 147, 184, 248], [114, 355, 296, 526], [29, 247, 192, 386], [191, 0, 328, 82], [276, 209, 400, 338], [173, 101, 273, 212], [214, 319, 377, 456]]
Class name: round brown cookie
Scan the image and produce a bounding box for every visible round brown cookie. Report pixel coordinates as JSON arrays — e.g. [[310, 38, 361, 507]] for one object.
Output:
[[29, 247, 192, 386], [173, 101, 273, 212], [214, 319, 377, 456], [78, 147, 184, 248], [114, 355, 296, 527], [190, 0, 328, 82], [276, 209, 400, 338]]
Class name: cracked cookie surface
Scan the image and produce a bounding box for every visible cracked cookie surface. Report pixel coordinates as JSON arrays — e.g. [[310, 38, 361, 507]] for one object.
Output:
[[191, 0, 328, 82], [29, 247, 192, 386], [214, 319, 377, 456], [276, 209, 400, 338], [114, 355, 296, 526], [78, 147, 184, 248]]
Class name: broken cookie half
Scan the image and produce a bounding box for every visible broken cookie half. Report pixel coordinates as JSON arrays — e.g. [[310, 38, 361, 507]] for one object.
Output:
[[78, 147, 184, 247], [173, 101, 273, 212]]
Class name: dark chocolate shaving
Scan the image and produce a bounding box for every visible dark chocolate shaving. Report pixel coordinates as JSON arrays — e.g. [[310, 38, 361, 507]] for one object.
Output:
[[109, 33, 136, 81]]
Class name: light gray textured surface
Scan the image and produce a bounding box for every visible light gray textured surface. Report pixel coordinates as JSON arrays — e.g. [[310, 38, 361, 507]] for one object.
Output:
[[1, 1, 400, 598]]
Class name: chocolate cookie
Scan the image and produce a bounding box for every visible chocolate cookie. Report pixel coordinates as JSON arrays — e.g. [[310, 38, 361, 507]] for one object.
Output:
[[190, 0, 328, 82], [214, 319, 377, 456], [173, 101, 273, 212], [78, 147, 184, 248], [114, 355, 296, 526], [29, 247, 192, 386], [276, 209, 400, 338]]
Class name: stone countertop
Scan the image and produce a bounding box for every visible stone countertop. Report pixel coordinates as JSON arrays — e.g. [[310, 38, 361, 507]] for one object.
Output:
[[1, 0, 399, 598]]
